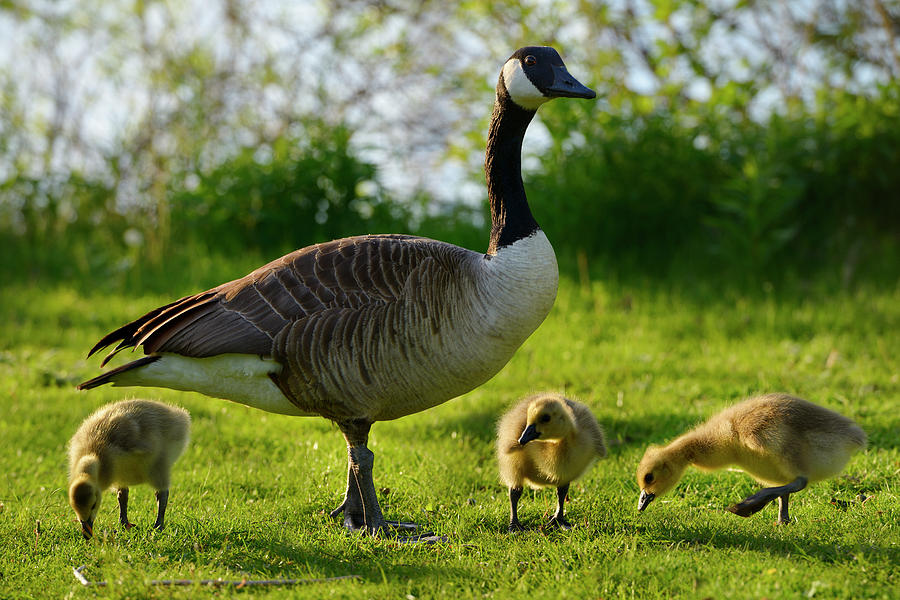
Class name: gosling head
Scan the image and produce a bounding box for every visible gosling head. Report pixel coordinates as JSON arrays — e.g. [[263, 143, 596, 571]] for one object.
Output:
[[635, 446, 686, 511], [518, 396, 576, 445], [69, 476, 101, 539], [500, 46, 596, 111]]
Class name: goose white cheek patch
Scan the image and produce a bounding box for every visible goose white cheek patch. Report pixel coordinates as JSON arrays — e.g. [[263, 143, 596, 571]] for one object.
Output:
[[502, 59, 548, 110]]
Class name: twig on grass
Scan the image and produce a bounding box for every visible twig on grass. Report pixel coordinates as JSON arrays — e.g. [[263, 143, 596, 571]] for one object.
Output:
[[73, 565, 360, 587]]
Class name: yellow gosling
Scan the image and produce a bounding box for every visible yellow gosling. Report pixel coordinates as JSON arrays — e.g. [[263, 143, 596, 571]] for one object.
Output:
[[497, 393, 606, 531], [636, 393, 866, 524], [68, 399, 190, 538]]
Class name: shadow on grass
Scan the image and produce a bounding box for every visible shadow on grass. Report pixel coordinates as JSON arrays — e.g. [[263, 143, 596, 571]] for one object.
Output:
[[424, 409, 500, 444], [603, 411, 704, 450], [137, 522, 472, 585], [623, 518, 900, 566]]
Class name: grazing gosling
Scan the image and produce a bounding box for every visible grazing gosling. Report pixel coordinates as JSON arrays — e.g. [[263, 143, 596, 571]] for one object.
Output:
[[497, 393, 606, 531], [636, 393, 866, 524], [68, 399, 190, 538]]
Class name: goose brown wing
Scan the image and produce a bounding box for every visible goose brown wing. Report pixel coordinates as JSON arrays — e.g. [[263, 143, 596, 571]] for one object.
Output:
[[88, 234, 442, 365]]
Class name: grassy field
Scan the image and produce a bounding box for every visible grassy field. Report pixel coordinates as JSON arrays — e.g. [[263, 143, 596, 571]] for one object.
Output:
[[1, 276, 897, 598]]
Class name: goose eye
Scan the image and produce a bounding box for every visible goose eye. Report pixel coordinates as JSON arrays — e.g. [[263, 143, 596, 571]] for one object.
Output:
[[524, 55, 537, 66], [644, 473, 654, 484], [540, 414, 551, 423]]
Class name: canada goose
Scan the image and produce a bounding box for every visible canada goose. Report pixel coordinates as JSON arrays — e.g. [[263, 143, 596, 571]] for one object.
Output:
[[636, 393, 866, 524], [497, 393, 606, 531], [67, 399, 190, 538], [76, 47, 596, 534]]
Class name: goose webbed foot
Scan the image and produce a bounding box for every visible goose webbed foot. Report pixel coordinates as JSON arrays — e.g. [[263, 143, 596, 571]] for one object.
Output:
[[727, 476, 807, 522], [329, 498, 436, 540]]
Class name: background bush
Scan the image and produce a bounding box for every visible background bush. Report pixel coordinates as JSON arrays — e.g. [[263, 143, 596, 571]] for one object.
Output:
[[1, 1, 898, 291]]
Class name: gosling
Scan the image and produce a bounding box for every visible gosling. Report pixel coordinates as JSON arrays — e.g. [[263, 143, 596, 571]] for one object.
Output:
[[636, 393, 866, 524], [68, 399, 190, 538], [497, 393, 607, 531]]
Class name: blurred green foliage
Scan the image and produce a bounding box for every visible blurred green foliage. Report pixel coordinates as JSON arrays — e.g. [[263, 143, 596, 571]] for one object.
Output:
[[1, 1, 898, 292], [533, 84, 900, 283], [168, 124, 402, 256]]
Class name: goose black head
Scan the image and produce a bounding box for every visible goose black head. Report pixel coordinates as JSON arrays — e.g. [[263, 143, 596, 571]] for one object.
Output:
[[500, 46, 596, 111]]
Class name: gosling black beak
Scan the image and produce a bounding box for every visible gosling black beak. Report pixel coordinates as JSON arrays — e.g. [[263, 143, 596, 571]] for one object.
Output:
[[638, 490, 655, 511], [80, 519, 94, 539], [518, 424, 541, 445], [545, 64, 596, 100]]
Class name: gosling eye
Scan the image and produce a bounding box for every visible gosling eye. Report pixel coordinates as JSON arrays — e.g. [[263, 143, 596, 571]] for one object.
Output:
[[539, 414, 551, 423], [644, 473, 654, 485], [524, 55, 537, 67]]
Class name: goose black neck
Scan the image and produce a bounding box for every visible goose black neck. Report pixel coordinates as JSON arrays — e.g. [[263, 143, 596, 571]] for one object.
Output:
[[485, 90, 539, 255]]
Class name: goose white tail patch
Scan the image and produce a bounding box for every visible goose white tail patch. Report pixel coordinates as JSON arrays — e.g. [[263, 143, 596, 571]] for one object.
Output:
[[502, 59, 548, 110], [112, 353, 312, 417]]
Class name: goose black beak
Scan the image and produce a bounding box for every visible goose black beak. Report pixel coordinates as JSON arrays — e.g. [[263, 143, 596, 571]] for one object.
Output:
[[80, 519, 94, 539], [545, 64, 596, 100], [638, 490, 655, 511], [518, 424, 541, 445]]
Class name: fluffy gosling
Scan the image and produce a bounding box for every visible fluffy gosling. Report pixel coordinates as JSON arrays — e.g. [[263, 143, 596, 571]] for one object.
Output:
[[636, 393, 866, 524], [497, 393, 606, 531], [68, 399, 190, 538]]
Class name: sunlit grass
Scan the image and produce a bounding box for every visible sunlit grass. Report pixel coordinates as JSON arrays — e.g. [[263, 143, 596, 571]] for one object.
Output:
[[0, 278, 897, 598]]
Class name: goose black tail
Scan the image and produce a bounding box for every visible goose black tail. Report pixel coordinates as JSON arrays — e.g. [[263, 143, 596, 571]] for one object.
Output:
[[77, 356, 161, 390]]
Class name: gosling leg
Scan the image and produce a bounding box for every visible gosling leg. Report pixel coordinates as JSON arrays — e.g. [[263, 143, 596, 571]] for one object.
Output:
[[777, 493, 792, 525], [117, 488, 134, 529], [153, 490, 169, 530], [548, 483, 572, 530], [727, 476, 808, 519], [508, 487, 525, 532]]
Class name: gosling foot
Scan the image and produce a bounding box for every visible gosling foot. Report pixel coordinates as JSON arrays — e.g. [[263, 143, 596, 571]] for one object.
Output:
[[507, 518, 526, 533], [547, 515, 572, 530]]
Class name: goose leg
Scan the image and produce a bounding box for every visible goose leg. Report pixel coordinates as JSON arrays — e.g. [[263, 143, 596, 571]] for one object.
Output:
[[153, 490, 169, 530], [508, 487, 525, 532], [329, 419, 387, 534], [117, 488, 134, 529], [548, 483, 572, 530], [727, 476, 808, 519], [328, 419, 438, 540]]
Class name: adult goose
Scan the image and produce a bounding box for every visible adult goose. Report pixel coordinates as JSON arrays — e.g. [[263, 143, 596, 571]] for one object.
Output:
[[78, 46, 596, 534]]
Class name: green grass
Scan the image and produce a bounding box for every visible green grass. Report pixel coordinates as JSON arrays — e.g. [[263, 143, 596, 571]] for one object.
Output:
[[1, 277, 898, 598]]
